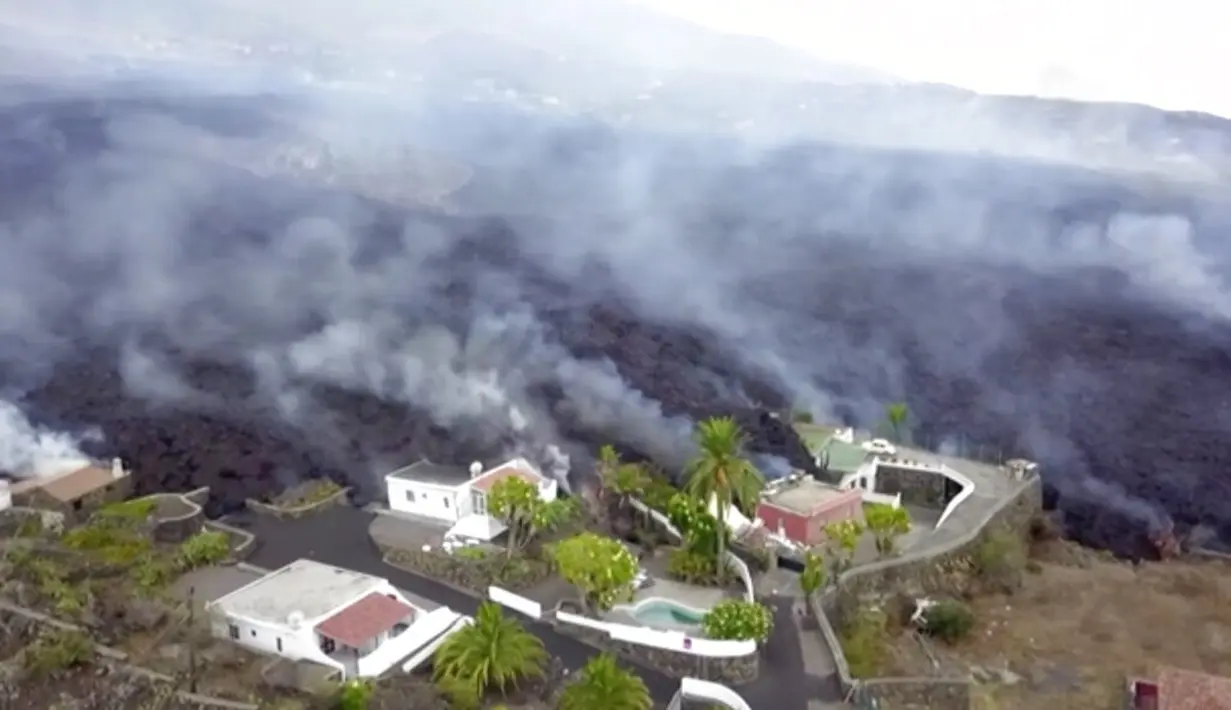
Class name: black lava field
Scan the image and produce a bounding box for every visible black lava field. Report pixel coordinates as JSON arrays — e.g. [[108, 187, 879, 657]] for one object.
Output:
[[4, 85, 1231, 560]]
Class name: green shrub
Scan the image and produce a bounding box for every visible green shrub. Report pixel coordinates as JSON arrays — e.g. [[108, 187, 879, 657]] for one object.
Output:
[[178, 530, 231, 569], [792, 410, 814, 423], [701, 600, 773, 642], [98, 498, 157, 521], [336, 679, 374, 710], [640, 475, 679, 513], [435, 676, 480, 710], [666, 548, 720, 586], [840, 608, 888, 678], [921, 600, 976, 644], [16, 515, 45, 537], [132, 555, 179, 595], [23, 628, 94, 676], [974, 530, 1027, 592], [61, 519, 152, 565], [453, 546, 489, 561]]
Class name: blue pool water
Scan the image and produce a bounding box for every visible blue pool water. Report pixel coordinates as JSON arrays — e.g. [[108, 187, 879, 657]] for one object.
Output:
[[631, 599, 705, 629]]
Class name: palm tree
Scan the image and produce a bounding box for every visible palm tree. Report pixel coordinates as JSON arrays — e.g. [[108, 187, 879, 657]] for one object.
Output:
[[433, 602, 546, 696], [558, 653, 652, 710], [596, 444, 621, 485], [685, 417, 764, 582], [884, 402, 909, 442], [607, 462, 650, 520]]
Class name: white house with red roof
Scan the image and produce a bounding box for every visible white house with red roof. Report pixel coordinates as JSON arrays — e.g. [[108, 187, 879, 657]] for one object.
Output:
[[384, 457, 560, 541], [206, 559, 468, 679]]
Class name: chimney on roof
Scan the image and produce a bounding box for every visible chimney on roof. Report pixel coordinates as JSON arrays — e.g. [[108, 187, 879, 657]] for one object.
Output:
[[111, 458, 125, 479], [469, 461, 482, 479]]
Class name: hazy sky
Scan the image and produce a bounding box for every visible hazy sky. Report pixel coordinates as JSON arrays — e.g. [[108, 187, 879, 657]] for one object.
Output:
[[640, 0, 1229, 117]]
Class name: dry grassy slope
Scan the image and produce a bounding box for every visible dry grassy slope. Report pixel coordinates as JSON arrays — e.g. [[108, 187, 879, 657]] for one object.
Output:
[[892, 541, 1231, 710]]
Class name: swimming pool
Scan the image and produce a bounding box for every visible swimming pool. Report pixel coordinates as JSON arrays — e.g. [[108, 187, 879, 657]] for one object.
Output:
[[628, 598, 707, 630]]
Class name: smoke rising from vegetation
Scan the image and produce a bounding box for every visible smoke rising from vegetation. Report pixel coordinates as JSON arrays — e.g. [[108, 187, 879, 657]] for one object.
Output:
[[1, 0, 1230, 550]]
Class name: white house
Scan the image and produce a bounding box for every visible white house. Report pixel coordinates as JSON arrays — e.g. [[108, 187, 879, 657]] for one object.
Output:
[[384, 457, 559, 541], [0, 480, 11, 512], [205, 559, 465, 679]]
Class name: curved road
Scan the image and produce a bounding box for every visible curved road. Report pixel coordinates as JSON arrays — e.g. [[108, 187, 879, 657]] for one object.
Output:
[[225, 505, 832, 708]]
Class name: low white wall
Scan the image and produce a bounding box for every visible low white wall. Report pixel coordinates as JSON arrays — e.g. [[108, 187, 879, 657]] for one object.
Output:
[[555, 611, 756, 658], [358, 607, 462, 677], [723, 552, 755, 603], [488, 586, 543, 620], [680, 677, 753, 710], [630, 498, 684, 542], [935, 467, 976, 528], [556, 611, 613, 632], [400, 615, 472, 673], [631, 497, 756, 603]]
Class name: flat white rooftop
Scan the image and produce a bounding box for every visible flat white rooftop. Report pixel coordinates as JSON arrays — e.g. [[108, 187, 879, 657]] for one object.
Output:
[[763, 478, 859, 516], [209, 559, 387, 624]]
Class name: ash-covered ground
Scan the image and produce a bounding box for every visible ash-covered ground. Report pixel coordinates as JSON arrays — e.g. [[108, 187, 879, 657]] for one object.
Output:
[[2, 73, 1231, 559]]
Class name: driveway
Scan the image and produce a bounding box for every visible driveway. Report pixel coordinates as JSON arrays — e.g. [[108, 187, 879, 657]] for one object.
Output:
[[223, 505, 816, 709]]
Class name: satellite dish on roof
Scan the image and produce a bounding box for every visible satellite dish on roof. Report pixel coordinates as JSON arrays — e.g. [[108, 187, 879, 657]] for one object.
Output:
[[469, 461, 483, 478], [287, 611, 305, 629]]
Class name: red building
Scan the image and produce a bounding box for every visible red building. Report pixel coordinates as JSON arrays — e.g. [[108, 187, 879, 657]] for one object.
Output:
[[1129, 667, 1231, 710], [755, 478, 864, 547]]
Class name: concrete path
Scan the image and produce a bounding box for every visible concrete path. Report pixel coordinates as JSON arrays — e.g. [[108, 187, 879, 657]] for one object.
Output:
[[789, 600, 850, 709], [222, 505, 818, 709]]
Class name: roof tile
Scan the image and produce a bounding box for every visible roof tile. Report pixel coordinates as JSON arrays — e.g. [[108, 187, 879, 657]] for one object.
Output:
[[1160, 667, 1231, 710], [315, 593, 414, 648], [471, 461, 545, 493]]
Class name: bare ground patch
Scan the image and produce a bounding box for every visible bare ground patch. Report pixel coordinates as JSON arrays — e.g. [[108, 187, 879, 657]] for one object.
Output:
[[885, 541, 1231, 709]]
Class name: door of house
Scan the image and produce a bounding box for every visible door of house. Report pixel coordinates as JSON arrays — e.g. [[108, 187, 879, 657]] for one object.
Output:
[[1133, 680, 1159, 710], [471, 490, 487, 515]]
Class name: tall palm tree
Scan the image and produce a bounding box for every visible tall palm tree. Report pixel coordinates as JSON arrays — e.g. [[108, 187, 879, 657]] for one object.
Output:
[[558, 653, 651, 710], [433, 602, 546, 696], [685, 417, 764, 582]]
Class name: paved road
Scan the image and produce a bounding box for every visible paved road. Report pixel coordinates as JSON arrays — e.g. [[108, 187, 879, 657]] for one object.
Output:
[[226, 505, 816, 709]]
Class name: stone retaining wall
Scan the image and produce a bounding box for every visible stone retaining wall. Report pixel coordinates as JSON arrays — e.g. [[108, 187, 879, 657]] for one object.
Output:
[[378, 543, 553, 594], [550, 604, 760, 685], [0, 507, 65, 536], [183, 487, 212, 507], [204, 520, 256, 562], [853, 678, 971, 710], [874, 464, 947, 508], [147, 493, 205, 544], [808, 474, 1043, 707], [244, 486, 350, 520], [833, 476, 1042, 621]]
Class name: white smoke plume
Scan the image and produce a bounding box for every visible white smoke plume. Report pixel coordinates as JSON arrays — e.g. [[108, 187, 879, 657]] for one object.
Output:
[[0, 0, 1228, 530], [0, 399, 90, 478]]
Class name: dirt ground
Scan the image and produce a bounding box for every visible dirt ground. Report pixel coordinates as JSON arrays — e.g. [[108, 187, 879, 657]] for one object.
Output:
[[884, 540, 1231, 710]]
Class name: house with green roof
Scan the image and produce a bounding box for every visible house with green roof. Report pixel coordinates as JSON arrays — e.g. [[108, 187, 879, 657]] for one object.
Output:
[[817, 438, 872, 483], [793, 423, 838, 456]]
